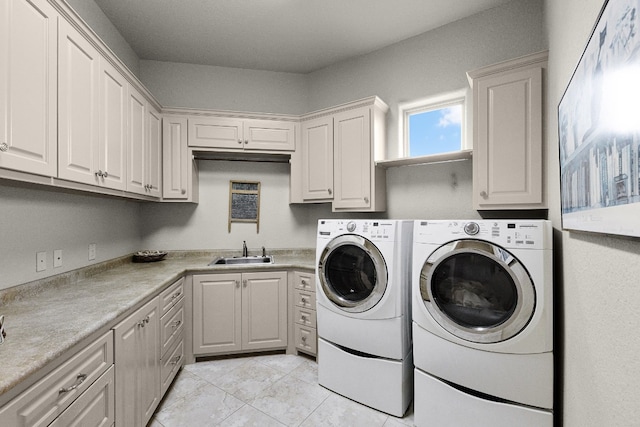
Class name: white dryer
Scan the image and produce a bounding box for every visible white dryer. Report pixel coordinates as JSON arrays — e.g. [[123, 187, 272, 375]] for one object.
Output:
[[316, 219, 413, 417], [411, 220, 553, 427]]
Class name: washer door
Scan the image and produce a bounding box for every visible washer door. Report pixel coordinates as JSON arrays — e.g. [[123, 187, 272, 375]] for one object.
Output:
[[318, 234, 388, 313], [419, 239, 535, 343]]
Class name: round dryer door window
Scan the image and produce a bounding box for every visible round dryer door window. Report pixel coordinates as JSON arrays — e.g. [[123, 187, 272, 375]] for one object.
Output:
[[419, 239, 535, 343], [318, 235, 388, 313]]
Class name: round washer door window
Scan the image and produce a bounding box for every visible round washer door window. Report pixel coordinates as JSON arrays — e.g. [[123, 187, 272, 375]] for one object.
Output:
[[318, 235, 387, 313], [419, 239, 535, 343]]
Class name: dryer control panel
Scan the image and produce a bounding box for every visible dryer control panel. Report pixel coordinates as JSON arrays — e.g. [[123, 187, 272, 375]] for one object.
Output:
[[317, 220, 398, 241], [414, 220, 552, 250]]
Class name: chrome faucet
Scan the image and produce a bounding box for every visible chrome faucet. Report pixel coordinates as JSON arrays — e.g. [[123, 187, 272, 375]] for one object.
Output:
[[242, 241, 248, 257]]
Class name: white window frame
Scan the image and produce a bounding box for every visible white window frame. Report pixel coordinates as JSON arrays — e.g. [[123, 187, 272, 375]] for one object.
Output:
[[398, 88, 471, 160]]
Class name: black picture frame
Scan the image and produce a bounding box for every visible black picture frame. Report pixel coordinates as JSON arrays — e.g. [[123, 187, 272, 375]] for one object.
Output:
[[558, 0, 640, 237]]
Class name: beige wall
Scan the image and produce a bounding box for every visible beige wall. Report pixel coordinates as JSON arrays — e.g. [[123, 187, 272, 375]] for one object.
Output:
[[544, 0, 640, 425]]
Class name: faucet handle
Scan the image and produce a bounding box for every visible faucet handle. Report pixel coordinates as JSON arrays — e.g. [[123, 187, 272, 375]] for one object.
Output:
[[262, 246, 266, 257]]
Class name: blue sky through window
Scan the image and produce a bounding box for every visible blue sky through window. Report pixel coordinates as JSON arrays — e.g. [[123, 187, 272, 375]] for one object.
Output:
[[408, 105, 462, 156]]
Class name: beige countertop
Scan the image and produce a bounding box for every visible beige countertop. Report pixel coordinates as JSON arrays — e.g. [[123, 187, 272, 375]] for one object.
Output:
[[0, 249, 315, 405]]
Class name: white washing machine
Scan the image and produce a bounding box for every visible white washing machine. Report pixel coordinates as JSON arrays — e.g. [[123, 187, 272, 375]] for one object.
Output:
[[316, 219, 413, 417], [411, 220, 553, 427]]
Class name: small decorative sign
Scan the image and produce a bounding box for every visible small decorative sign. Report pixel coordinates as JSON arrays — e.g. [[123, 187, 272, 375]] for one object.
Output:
[[229, 181, 260, 232]]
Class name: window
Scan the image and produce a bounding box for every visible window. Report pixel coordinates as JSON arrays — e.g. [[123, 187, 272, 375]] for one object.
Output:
[[398, 89, 469, 160]]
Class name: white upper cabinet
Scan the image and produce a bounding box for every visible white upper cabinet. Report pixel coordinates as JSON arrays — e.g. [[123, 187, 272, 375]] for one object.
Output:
[[188, 117, 296, 152], [58, 18, 100, 185], [301, 116, 334, 201], [333, 107, 373, 211], [468, 51, 547, 210], [97, 58, 127, 190], [292, 97, 387, 212], [162, 116, 198, 202], [127, 87, 162, 198], [0, 0, 58, 177]]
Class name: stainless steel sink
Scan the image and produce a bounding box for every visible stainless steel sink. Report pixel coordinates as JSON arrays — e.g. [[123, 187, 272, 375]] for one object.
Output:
[[208, 255, 274, 266]]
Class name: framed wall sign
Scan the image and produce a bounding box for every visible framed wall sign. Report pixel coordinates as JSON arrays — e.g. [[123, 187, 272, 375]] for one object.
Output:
[[229, 180, 260, 232], [558, 0, 640, 237]]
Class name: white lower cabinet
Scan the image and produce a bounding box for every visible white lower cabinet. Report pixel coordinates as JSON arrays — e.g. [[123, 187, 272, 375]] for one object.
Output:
[[113, 296, 161, 427], [292, 271, 317, 356], [0, 331, 113, 427], [193, 271, 288, 355], [49, 366, 114, 427]]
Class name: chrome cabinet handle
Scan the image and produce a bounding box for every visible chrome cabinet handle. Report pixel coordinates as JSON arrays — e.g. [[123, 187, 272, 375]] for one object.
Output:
[[480, 190, 488, 199], [95, 170, 103, 177], [243, 279, 247, 287], [235, 280, 240, 288], [181, 189, 186, 195], [301, 335, 307, 342], [244, 140, 248, 144], [59, 373, 87, 394], [171, 291, 181, 300], [327, 188, 332, 195], [170, 355, 181, 365], [237, 139, 243, 144], [0, 143, 8, 152], [301, 279, 308, 285], [171, 320, 181, 329], [364, 196, 369, 203], [301, 297, 307, 303], [103, 171, 108, 178], [301, 315, 307, 321]]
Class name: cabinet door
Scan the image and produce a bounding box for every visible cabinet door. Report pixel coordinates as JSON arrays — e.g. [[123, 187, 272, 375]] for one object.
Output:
[[58, 18, 100, 185], [333, 107, 372, 210], [474, 66, 543, 208], [127, 87, 147, 195], [113, 297, 160, 427], [193, 273, 242, 354], [146, 105, 162, 197], [241, 271, 288, 351], [98, 58, 127, 190], [0, 0, 58, 177], [244, 119, 295, 151], [188, 117, 243, 149], [301, 116, 333, 200], [162, 117, 189, 199]]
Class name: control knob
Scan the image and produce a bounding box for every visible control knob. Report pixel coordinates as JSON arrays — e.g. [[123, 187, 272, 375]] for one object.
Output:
[[463, 222, 480, 235], [346, 221, 357, 232]]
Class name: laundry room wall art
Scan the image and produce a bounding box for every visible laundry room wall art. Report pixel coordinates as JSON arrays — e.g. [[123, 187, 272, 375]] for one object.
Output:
[[558, 0, 640, 237]]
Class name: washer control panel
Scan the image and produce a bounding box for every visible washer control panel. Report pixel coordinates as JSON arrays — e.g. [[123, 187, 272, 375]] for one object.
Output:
[[317, 219, 397, 241], [414, 220, 551, 249]]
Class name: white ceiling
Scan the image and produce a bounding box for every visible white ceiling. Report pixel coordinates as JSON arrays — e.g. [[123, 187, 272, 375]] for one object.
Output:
[[93, 0, 513, 74]]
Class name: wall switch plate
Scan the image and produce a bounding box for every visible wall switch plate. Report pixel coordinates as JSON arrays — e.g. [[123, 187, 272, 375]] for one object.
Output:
[[36, 251, 47, 272], [88, 243, 96, 261], [54, 249, 63, 268]]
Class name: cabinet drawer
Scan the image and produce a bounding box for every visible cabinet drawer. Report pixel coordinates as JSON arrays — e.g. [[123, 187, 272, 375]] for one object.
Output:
[[160, 277, 185, 316], [293, 271, 315, 292], [293, 287, 316, 309], [161, 339, 184, 396], [294, 324, 317, 355], [293, 305, 317, 328], [160, 297, 184, 358], [0, 330, 113, 427], [49, 365, 114, 427]]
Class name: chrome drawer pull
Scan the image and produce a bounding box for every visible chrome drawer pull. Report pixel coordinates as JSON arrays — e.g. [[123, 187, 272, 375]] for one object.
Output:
[[170, 355, 181, 365], [59, 373, 87, 394], [171, 291, 181, 300], [171, 320, 182, 329]]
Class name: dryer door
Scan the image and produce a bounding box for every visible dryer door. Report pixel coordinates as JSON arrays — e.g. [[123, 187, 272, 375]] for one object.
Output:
[[419, 239, 535, 343], [318, 234, 388, 313]]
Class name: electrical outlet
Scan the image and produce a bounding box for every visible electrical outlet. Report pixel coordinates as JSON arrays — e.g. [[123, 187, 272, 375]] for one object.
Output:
[[54, 249, 63, 268], [36, 251, 47, 272], [88, 243, 96, 261]]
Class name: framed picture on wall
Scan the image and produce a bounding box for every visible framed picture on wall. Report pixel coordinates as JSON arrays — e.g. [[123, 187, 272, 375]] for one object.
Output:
[[558, 0, 640, 237]]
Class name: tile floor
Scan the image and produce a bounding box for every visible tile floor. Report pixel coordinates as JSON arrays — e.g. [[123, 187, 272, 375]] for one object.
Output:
[[149, 352, 414, 427]]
